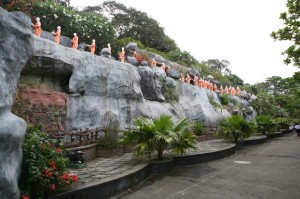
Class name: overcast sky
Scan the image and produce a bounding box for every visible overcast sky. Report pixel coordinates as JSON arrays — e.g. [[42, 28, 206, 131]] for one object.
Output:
[[70, 0, 298, 84]]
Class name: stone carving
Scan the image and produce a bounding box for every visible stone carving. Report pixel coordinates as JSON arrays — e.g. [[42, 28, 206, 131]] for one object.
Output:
[[137, 66, 165, 102], [100, 48, 111, 58], [125, 42, 137, 57]]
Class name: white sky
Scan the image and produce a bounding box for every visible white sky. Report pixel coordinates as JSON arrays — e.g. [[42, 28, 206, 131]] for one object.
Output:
[[70, 0, 299, 85]]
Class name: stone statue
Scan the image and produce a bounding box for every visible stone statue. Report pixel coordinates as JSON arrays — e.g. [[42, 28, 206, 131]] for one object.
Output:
[[236, 86, 241, 95], [52, 26, 61, 44], [186, 74, 191, 84], [107, 43, 111, 54], [119, 47, 125, 62], [214, 84, 218, 92], [220, 85, 224, 94], [161, 62, 166, 71], [179, 73, 184, 82], [194, 76, 199, 86], [71, 33, 78, 49], [151, 58, 157, 67], [87, 39, 96, 54], [230, 86, 236, 96], [31, 17, 41, 37], [225, 86, 229, 94]]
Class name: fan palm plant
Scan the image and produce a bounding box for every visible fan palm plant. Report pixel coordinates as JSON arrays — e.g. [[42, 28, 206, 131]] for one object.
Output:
[[255, 115, 278, 136], [217, 115, 254, 143], [121, 115, 197, 160]]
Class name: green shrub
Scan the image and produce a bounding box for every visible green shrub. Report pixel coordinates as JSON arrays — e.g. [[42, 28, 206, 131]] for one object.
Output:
[[217, 115, 254, 143], [220, 94, 229, 105], [19, 124, 77, 199], [120, 115, 197, 160], [97, 131, 121, 149], [274, 117, 290, 129], [190, 121, 205, 136], [209, 100, 222, 111], [162, 81, 179, 103], [255, 115, 278, 135]]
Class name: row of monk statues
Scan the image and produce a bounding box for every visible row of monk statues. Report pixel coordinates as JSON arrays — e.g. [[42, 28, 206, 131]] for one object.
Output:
[[31, 17, 250, 98], [32, 17, 105, 55], [179, 73, 243, 96]]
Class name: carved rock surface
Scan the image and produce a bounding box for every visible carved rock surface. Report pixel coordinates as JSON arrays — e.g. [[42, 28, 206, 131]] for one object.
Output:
[[0, 8, 34, 199], [137, 66, 165, 102], [177, 82, 223, 126]]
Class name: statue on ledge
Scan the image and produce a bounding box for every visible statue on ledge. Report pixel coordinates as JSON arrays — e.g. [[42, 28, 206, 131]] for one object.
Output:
[[71, 33, 78, 49], [52, 26, 61, 44], [119, 47, 125, 62], [32, 17, 41, 37], [87, 39, 96, 54]]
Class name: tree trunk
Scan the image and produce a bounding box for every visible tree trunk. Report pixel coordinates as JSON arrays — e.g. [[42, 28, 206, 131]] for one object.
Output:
[[157, 149, 163, 160]]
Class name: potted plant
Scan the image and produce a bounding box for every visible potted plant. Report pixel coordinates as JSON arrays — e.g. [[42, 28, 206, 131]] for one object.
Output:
[[120, 115, 197, 174]]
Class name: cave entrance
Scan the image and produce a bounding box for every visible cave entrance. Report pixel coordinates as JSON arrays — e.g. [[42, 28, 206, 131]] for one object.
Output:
[[12, 56, 74, 135]]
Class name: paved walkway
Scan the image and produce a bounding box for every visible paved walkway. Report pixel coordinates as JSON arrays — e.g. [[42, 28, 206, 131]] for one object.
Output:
[[69, 139, 234, 189]]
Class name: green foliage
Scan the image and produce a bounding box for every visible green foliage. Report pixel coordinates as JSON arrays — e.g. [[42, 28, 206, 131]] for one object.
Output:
[[20, 124, 77, 198], [190, 121, 205, 136], [120, 115, 197, 160], [226, 74, 244, 87], [271, 0, 300, 67], [89, 1, 177, 52], [209, 100, 222, 111], [201, 59, 231, 75], [274, 117, 291, 129], [217, 115, 254, 143], [220, 94, 229, 105], [252, 92, 277, 116], [97, 131, 121, 149], [167, 49, 200, 66], [161, 81, 179, 103], [255, 115, 278, 136]]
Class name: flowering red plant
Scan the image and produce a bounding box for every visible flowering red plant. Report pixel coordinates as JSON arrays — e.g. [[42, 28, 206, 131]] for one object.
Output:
[[19, 125, 77, 198]]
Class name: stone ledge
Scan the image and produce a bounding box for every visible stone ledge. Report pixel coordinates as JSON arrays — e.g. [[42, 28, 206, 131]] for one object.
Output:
[[240, 135, 268, 146]]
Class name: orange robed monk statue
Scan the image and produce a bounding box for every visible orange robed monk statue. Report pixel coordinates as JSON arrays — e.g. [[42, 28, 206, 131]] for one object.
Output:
[[151, 58, 157, 67], [71, 33, 78, 49], [87, 39, 96, 54], [52, 26, 61, 44], [119, 47, 125, 62], [32, 17, 42, 37], [186, 74, 191, 84]]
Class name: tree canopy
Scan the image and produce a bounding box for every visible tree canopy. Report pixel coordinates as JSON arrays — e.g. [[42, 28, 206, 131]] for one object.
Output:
[[271, 0, 300, 67]]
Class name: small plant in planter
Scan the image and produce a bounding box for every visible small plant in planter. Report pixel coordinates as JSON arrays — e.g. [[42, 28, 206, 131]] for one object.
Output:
[[190, 121, 204, 136], [274, 117, 290, 130], [120, 115, 197, 161], [255, 115, 278, 136], [97, 131, 124, 157], [217, 115, 254, 143]]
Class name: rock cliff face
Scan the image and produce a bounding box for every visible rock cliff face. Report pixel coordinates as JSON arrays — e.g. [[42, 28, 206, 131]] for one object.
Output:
[[0, 9, 255, 198]]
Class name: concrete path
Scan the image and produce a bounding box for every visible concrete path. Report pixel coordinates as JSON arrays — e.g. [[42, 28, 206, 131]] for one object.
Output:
[[68, 139, 233, 190], [117, 134, 300, 199]]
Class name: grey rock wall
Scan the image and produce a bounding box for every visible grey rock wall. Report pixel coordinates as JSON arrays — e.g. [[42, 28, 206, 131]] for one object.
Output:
[[0, 8, 33, 199]]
